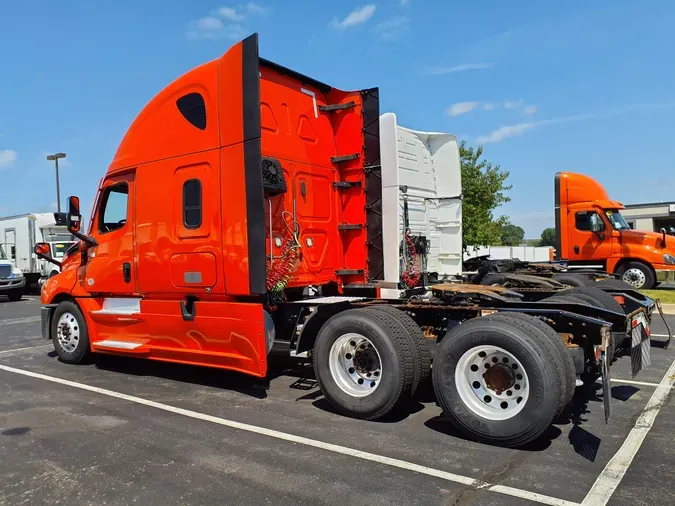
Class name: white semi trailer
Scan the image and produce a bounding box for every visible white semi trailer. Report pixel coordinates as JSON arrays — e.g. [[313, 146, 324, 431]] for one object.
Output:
[[0, 213, 76, 290]]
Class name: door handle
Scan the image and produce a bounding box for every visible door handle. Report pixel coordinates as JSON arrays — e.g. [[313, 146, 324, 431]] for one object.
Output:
[[574, 245, 580, 254], [123, 262, 131, 283]]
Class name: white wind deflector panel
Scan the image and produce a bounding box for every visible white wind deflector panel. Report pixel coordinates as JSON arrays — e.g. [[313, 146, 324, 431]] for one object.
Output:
[[380, 113, 462, 285]]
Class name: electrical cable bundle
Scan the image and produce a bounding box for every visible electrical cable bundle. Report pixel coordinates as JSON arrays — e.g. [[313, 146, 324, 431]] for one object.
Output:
[[401, 230, 421, 288], [266, 211, 301, 300]]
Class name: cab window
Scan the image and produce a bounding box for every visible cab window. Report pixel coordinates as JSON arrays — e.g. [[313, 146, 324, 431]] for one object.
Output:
[[98, 183, 129, 234], [605, 210, 631, 230], [575, 211, 605, 232]]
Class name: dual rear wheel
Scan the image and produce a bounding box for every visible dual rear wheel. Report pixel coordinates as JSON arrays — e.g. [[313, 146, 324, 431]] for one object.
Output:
[[314, 307, 573, 447]]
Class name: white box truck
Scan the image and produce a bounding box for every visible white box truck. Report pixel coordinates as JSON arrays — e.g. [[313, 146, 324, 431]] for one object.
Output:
[[0, 213, 76, 292]]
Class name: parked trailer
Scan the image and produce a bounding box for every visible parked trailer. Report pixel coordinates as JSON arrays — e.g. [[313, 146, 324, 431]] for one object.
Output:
[[36, 34, 654, 448]]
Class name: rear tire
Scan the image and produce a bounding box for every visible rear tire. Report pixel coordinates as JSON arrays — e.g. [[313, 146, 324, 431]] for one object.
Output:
[[365, 305, 431, 394], [488, 312, 576, 415], [51, 301, 90, 364], [432, 314, 561, 447], [617, 261, 655, 289], [8, 289, 22, 302], [313, 308, 416, 420], [551, 273, 592, 287]]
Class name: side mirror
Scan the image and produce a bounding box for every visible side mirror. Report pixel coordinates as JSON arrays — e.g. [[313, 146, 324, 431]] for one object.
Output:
[[661, 228, 667, 247], [67, 196, 82, 233], [34, 242, 61, 268], [590, 214, 603, 233], [34, 242, 51, 257]]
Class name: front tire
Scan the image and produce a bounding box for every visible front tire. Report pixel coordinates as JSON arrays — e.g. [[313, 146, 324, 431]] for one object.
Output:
[[313, 308, 416, 420], [432, 314, 561, 447], [51, 301, 90, 364], [617, 262, 655, 289], [8, 289, 22, 302]]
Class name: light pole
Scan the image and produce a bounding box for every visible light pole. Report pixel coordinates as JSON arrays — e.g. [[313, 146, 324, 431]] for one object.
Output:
[[46, 153, 66, 213]]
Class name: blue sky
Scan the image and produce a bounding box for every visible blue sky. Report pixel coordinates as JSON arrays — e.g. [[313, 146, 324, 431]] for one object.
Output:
[[1, 0, 675, 238]]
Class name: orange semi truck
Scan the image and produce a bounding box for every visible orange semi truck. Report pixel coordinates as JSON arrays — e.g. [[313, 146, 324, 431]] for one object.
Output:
[[555, 172, 675, 289], [34, 34, 654, 448]]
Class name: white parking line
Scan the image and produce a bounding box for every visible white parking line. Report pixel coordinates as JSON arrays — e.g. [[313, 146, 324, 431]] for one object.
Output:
[[582, 357, 675, 505], [0, 364, 580, 506], [0, 344, 51, 355], [0, 316, 41, 325], [610, 378, 662, 388]]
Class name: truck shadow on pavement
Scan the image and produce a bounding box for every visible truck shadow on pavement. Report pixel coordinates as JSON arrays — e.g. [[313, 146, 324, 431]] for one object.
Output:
[[45, 351, 626, 456]]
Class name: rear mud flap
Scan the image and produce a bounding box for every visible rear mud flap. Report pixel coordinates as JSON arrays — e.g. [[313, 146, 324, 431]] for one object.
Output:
[[630, 314, 651, 377], [601, 333, 612, 423], [40, 305, 57, 341]]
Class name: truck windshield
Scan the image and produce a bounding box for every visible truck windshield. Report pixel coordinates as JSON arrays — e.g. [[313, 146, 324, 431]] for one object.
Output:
[[605, 210, 631, 230], [0, 244, 6, 260], [51, 242, 76, 259]]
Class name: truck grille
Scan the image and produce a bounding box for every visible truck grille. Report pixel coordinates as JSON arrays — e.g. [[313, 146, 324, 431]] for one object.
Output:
[[0, 265, 10, 279]]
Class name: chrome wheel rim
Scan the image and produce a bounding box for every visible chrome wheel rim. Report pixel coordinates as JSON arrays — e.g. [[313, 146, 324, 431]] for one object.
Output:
[[56, 312, 80, 353], [329, 333, 382, 397], [621, 268, 646, 288], [455, 345, 529, 421]]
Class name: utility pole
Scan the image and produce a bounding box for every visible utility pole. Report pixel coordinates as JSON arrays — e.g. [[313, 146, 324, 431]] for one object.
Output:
[[46, 153, 66, 213]]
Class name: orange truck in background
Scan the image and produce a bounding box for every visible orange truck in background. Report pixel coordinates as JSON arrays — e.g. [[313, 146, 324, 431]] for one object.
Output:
[[555, 172, 675, 289]]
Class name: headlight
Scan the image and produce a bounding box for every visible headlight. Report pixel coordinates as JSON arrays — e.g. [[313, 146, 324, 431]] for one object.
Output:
[[9, 269, 23, 279], [664, 254, 675, 264]]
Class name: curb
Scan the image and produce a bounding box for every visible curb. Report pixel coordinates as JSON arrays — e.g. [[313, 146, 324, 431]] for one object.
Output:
[[658, 304, 675, 315]]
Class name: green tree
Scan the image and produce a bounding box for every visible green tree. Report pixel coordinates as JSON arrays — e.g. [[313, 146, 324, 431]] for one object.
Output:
[[460, 141, 512, 250], [500, 224, 525, 246], [540, 227, 556, 247]]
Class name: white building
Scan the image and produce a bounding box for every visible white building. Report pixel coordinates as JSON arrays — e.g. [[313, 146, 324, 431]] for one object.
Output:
[[622, 202, 675, 232]]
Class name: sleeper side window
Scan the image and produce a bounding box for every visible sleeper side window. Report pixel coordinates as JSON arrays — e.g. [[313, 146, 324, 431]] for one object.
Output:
[[98, 183, 129, 234], [183, 179, 202, 229], [176, 93, 207, 130]]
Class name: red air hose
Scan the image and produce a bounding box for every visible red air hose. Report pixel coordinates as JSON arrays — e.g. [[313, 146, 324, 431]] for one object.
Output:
[[401, 231, 420, 288], [266, 211, 301, 297]]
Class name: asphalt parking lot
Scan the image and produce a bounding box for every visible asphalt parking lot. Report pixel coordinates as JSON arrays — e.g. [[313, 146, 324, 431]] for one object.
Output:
[[1, 296, 674, 505]]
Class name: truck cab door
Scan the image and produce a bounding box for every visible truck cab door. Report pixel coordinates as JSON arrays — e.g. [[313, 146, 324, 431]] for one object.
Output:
[[569, 210, 612, 263], [83, 173, 136, 295]]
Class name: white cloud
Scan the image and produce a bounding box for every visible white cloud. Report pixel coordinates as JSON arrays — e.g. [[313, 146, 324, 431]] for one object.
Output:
[[198, 17, 223, 30], [426, 63, 494, 76], [218, 7, 244, 21], [245, 2, 268, 15], [447, 101, 480, 117], [476, 112, 599, 144], [476, 122, 538, 144], [332, 5, 376, 29], [0, 149, 17, 169], [483, 103, 495, 111], [504, 100, 524, 109], [523, 105, 537, 116], [373, 16, 409, 41]]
